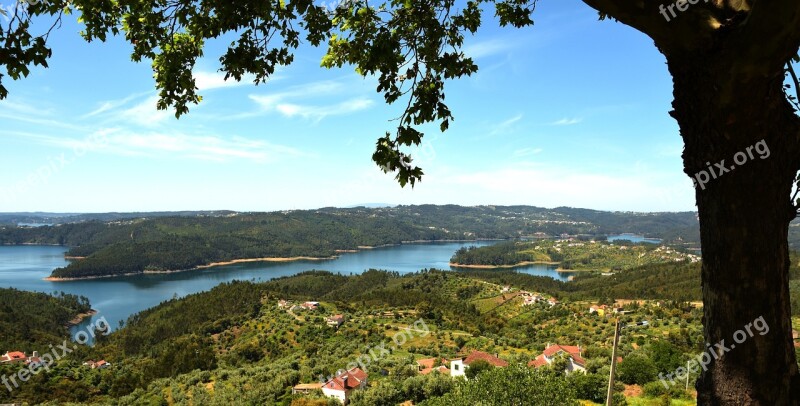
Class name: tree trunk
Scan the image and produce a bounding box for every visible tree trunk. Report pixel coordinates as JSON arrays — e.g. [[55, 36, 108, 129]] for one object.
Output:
[[668, 56, 800, 404]]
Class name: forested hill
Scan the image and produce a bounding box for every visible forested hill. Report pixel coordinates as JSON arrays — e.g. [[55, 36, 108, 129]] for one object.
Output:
[[450, 240, 700, 270], [0, 289, 92, 351], [0, 205, 701, 279]]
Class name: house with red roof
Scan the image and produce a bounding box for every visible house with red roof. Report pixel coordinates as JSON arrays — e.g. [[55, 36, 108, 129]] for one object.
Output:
[[326, 314, 346, 328], [0, 351, 26, 364], [322, 367, 368, 404], [25, 351, 46, 369], [450, 350, 508, 378], [292, 382, 323, 395], [528, 344, 586, 373], [83, 359, 111, 369], [416, 357, 450, 375]]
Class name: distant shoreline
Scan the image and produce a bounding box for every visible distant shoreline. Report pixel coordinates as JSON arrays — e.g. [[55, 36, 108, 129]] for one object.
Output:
[[449, 261, 560, 269], [43, 239, 507, 281], [449, 261, 594, 273], [44, 256, 336, 281]]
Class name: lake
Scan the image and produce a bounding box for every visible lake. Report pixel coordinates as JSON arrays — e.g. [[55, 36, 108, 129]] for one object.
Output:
[[607, 233, 662, 244], [0, 242, 573, 338]]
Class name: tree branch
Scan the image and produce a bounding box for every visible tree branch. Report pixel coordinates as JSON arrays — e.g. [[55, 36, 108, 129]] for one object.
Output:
[[728, 0, 800, 75], [788, 62, 800, 110], [580, 0, 717, 56]]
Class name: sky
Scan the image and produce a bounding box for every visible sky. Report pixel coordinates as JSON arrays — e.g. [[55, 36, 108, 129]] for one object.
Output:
[[0, 0, 695, 213]]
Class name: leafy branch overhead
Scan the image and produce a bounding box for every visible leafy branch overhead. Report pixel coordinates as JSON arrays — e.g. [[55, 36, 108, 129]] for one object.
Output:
[[0, 0, 536, 187]]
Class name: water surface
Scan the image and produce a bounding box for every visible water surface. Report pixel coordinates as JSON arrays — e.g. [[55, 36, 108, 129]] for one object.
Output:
[[0, 242, 572, 336]]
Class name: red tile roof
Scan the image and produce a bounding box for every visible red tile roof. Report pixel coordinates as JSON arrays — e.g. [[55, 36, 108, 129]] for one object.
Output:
[[530, 344, 586, 367], [527, 355, 548, 368], [416, 358, 438, 369], [419, 365, 451, 375], [1, 352, 26, 363], [417, 358, 450, 375], [324, 367, 368, 391], [463, 351, 508, 367]]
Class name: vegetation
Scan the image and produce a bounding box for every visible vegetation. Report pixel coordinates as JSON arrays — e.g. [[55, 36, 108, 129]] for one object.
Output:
[[422, 364, 578, 405], [451, 240, 699, 270], [0, 267, 719, 405], [0, 288, 91, 351], [2, 0, 800, 397], [0, 206, 705, 279]]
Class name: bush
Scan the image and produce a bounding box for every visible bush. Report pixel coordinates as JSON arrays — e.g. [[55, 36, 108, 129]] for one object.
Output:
[[617, 353, 657, 385], [421, 364, 578, 406], [464, 359, 493, 379], [569, 372, 607, 403], [642, 381, 692, 399]]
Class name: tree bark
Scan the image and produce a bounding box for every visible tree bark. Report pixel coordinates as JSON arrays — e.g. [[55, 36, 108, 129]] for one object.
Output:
[[668, 54, 800, 404]]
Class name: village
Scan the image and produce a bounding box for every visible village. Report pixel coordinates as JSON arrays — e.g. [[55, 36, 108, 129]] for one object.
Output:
[[276, 283, 648, 405]]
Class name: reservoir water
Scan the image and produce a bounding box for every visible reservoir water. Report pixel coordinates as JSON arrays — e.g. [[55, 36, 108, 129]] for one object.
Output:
[[607, 233, 662, 244], [0, 242, 573, 336]]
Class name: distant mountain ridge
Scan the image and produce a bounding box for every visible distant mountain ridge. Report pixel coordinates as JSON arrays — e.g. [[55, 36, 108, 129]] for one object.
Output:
[[0, 211, 235, 225]]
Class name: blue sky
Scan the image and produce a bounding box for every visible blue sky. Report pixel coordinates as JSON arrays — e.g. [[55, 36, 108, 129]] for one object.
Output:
[[0, 0, 694, 213]]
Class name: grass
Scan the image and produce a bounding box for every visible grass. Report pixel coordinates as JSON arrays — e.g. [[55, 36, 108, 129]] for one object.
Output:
[[626, 397, 696, 406]]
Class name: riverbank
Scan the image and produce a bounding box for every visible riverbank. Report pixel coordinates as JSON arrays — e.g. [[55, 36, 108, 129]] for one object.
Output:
[[67, 309, 98, 326], [359, 239, 506, 250], [449, 261, 560, 269], [44, 256, 337, 281], [192, 256, 336, 270], [449, 262, 601, 274], [43, 239, 507, 281]]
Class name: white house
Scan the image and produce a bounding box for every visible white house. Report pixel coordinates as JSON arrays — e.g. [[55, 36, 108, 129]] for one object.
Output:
[[450, 351, 508, 378], [322, 367, 368, 404], [528, 344, 586, 374]]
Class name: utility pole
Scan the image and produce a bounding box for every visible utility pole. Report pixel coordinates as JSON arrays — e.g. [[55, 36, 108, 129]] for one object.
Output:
[[686, 360, 690, 390], [605, 318, 621, 406]]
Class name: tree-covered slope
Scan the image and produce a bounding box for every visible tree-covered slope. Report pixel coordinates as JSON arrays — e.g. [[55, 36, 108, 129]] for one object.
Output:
[[0, 288, 91, 351]]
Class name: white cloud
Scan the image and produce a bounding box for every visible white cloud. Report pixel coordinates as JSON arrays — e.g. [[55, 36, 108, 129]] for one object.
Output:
[[248, 80, 373, 120], [82, 92, 150, 119], [0, 107, 85, 131], [463, 38, 518, 59], [9, 128, 304, 163], [273, 98, 374, 120], [195, 71, 256, 91], [0, 100, 53, 116], [488, 114, 523, 136], [551, 117, 583, 126], [118, 96, 173, 127], [103, 132, 304, 163], [512, 147, 542, 157]]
